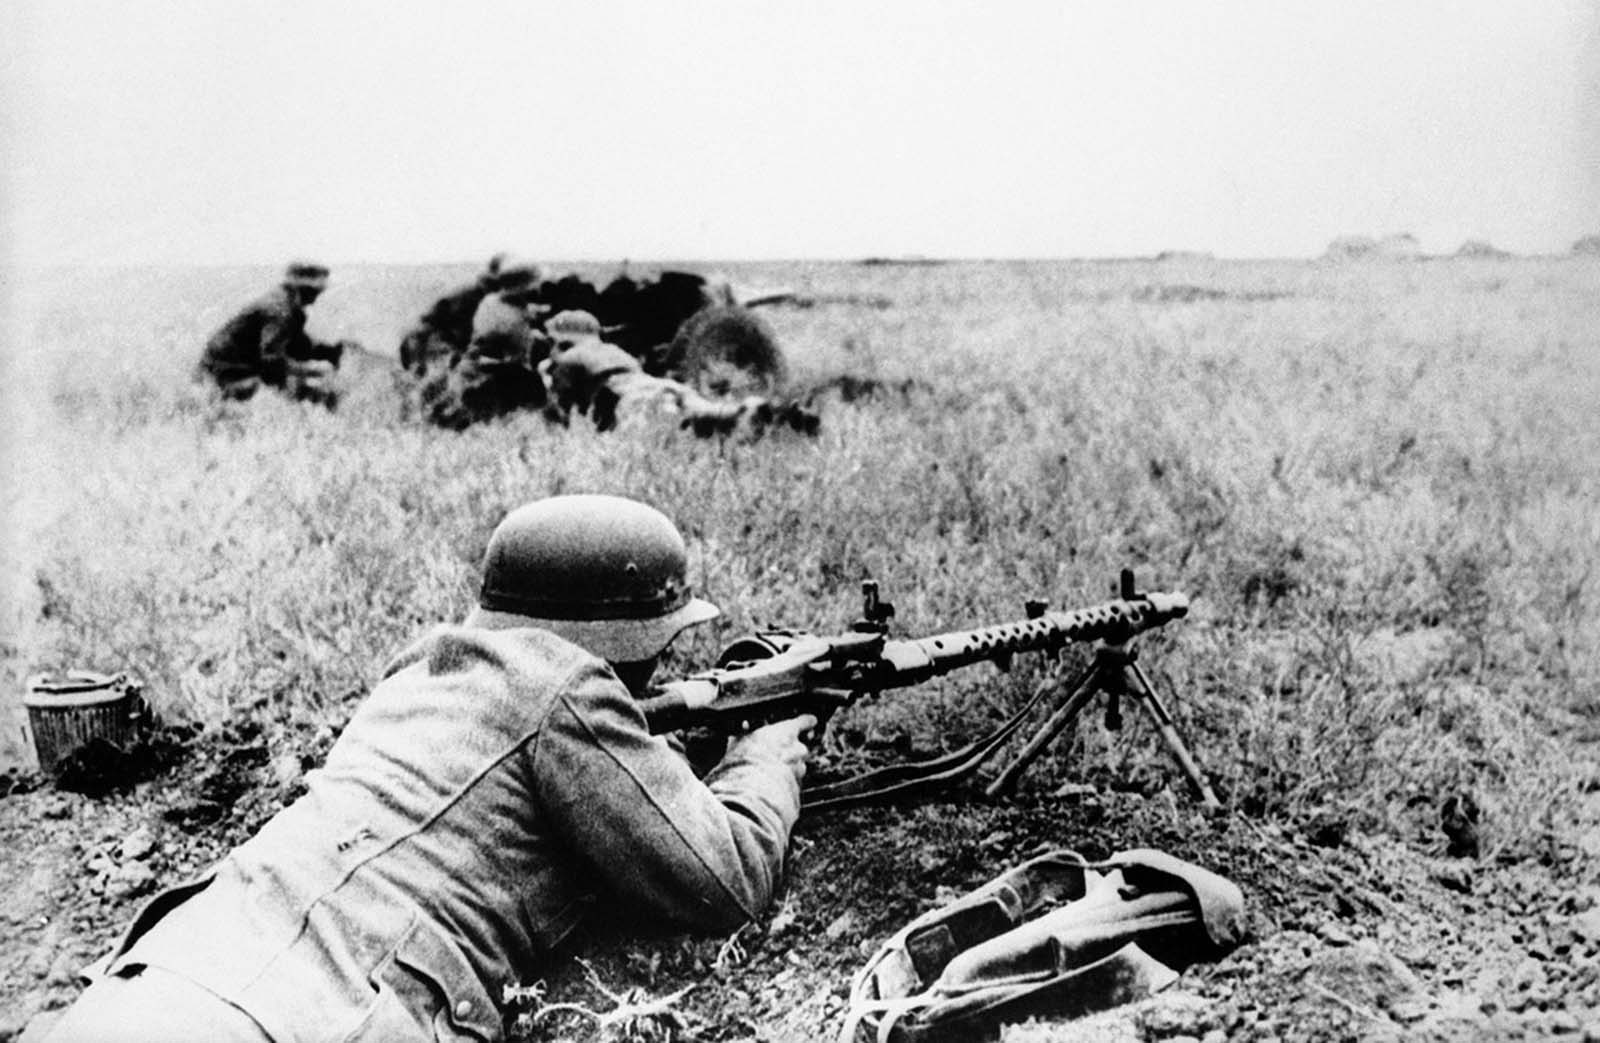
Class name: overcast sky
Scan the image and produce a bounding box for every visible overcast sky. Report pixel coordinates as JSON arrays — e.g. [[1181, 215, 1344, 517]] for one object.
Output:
[[3, 0, 1596, 264]]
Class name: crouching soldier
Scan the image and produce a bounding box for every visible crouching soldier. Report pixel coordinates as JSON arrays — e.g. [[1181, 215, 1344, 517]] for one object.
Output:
[[198, 261, 347, 408], [421, 261, 550, 430], [43, 495, 814, 1043]]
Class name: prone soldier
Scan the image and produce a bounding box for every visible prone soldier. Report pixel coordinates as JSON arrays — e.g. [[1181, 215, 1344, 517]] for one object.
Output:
[[43, 495, 814, 1043], [540, 309, 821, 438], [540, 309, 649, 431]]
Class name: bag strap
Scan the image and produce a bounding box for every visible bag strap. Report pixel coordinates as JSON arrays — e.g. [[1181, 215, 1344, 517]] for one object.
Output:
[[802, 675, 1062, 812]]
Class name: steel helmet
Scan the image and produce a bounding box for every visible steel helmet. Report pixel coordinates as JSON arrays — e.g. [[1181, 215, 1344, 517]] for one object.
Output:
[[282, 260, 330, 292], [493, 258, 544, 294], [469, 495, 719, 661], [546, 310, 603, 342]]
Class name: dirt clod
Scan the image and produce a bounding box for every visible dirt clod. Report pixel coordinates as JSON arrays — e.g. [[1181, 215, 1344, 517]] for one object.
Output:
[[1137, 990, 1216, 1037], [117, 826, 156, 861]]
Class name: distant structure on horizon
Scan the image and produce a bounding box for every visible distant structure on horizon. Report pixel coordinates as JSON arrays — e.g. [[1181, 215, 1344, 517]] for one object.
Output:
[[1573, 234, 1600, 256], [1455, 239, 1511, 259], [1323, 233, 1421, 261], [857, 256, 948, 267]]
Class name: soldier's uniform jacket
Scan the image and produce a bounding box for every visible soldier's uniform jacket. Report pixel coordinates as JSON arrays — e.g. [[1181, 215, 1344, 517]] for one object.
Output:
[[399, 279, 494, 374], [545, 339, 643, 410], [201, 286, 314, 386], [100, 625, 802, 1042], [421, 280, 493, 348]]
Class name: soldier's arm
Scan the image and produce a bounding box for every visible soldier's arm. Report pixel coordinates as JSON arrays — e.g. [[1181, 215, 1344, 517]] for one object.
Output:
[[532, 662, 803, 931], [257, 312, 293, 384]]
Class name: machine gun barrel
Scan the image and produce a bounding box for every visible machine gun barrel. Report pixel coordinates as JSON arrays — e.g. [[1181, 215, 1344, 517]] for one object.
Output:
[[638, 587, 1188, 734], [874, 592, 1189, 686]]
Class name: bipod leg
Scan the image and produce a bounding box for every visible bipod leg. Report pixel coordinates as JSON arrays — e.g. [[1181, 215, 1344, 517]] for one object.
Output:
[[983, 656, 1107, 799], [1122, 660, 1221, 809]]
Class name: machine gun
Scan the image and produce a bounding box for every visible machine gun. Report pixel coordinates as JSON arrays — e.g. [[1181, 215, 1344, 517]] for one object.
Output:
[[638, 570, 1219, 811]]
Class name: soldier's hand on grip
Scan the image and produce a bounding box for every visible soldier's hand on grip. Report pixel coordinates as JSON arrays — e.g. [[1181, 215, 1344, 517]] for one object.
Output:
[[731, 714, 817, 783]]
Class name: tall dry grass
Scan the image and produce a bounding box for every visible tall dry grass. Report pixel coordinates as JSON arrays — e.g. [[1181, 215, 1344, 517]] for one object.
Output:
[[3, 256, 1597, 859]]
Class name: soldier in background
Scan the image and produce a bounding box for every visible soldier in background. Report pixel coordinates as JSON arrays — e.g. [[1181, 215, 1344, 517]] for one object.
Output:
[[396, 253, 507, 378], [420, 261, 550, 430], [540, 309, 648, 431], [540, 310, 820, 439], [517, 268, 713, 373], [198, 261, 348, 408]]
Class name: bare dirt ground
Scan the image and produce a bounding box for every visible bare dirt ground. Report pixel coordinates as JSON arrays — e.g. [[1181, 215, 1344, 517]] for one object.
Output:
[[4, 721, 1598, 1043]]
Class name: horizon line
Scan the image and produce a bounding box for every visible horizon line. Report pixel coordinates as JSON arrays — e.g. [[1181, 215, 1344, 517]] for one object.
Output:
[[6, 249, 1597, 270]]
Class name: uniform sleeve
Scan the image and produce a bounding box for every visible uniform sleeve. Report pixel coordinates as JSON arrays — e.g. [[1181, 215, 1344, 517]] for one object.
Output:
[[467, 296, 499, 341], [531, 663, 801, 932], [257, 311, 293, 384]]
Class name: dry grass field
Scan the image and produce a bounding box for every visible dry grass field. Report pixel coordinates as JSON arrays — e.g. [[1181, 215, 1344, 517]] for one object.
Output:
[[2, 255, 1598, 1040]]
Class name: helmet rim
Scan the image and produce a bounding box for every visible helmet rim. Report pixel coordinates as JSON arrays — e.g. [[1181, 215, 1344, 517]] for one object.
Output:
[[465, 596, 719, 662]]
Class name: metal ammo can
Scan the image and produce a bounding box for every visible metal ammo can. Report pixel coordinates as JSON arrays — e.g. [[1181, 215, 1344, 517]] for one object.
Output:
[[22, 671, 146, 773]]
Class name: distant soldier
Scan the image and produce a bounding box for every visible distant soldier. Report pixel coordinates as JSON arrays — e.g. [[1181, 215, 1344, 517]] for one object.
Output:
[[198, 261, 346, 407], [539, 310, 820, 438], [421, 261, 549, 430], [540, 310, 646, 431], [397, 253, 506, 378]]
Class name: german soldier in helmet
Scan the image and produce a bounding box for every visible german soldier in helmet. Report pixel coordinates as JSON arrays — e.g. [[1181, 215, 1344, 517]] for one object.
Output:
[[538, 310, 821, 440], [422, 259, 551, 429], [44, 495, 814, 1043], [198, 261, 349, 408], [397, 252, 508, 379], [539, 308, 646, 431]]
